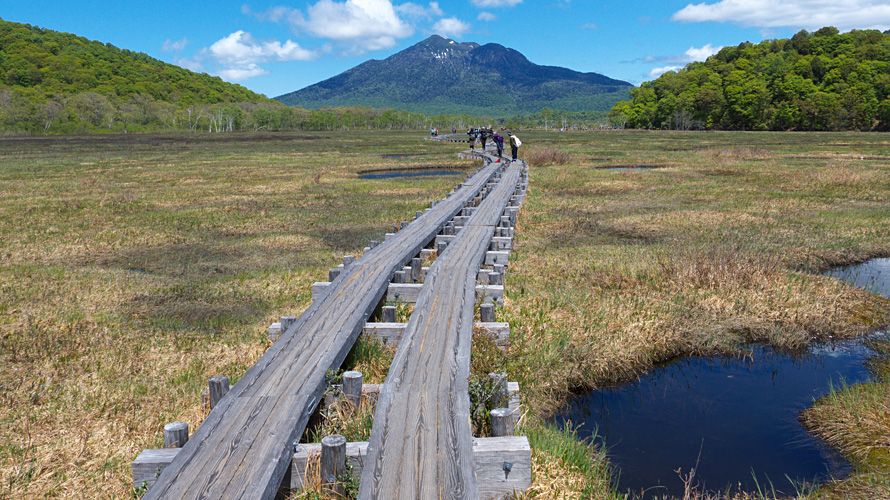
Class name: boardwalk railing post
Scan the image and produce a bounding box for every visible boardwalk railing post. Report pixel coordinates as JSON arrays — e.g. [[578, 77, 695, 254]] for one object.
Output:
[[208, 376, 230, 410], [281, 315, 296, 334], [381, 305, 397, 323], [342, 371, 363, 408], [164, 422, 189, 448], [480, 303, 495, 323], [411, 257, 422, 282], [321, 434, 347, 498], [490, 408, 515, 437], [488, 372, 509, 408]]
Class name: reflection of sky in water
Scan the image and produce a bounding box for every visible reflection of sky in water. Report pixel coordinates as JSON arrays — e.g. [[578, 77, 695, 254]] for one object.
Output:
[[550, 259, 890, 499], [823, 258, 890, 298]]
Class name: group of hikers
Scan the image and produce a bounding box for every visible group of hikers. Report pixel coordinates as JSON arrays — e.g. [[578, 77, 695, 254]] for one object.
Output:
[[466, 126, 521, 161]]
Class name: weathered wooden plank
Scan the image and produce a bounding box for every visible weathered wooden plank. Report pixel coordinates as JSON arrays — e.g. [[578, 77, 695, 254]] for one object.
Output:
[[358, 161, 523, 499], [313, 282, 504, 305], [142, 160, 504, 500], [292, 437, 530, 500], [363, 321, 510, 346]]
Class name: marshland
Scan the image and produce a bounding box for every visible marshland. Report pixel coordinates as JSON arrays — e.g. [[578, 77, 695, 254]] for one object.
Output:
[[1, 130, 888, 499]]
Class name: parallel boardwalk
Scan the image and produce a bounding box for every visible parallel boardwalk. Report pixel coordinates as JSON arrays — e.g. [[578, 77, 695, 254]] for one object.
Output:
[[358, 159, 523, 499], [143, 160, 503, 500]]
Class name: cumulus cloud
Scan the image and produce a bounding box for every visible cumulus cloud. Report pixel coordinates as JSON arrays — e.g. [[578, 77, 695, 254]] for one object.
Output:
[[683, 43, 722, 61], [471, 0, 522, 7], [197, 31, 317, 81], [162, 38, 189, 52], [433, 17, 472, 37], [397, 1, 444, 19], [478, 12, 497, 21], [581, 23, 598, 30], [649, 65, 684, 79], [208, 31, 316, 65], [672, 0, 890, 31], [286, 0, 414, 51]]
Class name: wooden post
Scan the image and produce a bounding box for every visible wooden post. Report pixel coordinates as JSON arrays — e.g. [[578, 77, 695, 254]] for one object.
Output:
[[329, 268, 341, 281], [480, 303, 495, 323], [490, 409, 515, 437], [370, 240, 380, 248], [382, 306, 397, 323], [488, 373, 509, 408], [416, 210, 423, 219], [437, 242, 447, 255], [411, 258, 422, 282], [321, 434, 347, 498], [343, 255, 355, 267], [281, 315, 296, 334], [208, 376, 230, 410], [342, 371, 363, 408], [393, 270, 407, 284], [164, 422, 189, 448], [488, 271, 503, 286], [268, 322, 282, 342]]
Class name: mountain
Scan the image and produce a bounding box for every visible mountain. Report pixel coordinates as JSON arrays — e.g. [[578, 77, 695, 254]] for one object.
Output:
[[0, 18, 269, 105], [275, 35, 632, 115]]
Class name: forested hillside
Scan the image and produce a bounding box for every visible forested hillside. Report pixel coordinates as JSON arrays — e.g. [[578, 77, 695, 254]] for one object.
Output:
[[610, 27, 890, 131], [0, 19, 285, 133]]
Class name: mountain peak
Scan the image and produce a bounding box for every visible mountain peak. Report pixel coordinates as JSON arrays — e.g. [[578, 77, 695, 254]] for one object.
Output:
[[275, 37, 632, 115]]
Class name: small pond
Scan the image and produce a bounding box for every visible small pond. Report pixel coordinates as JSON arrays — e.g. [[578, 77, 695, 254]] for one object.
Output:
[[360, 170, 463, 180], [551, 258, 890, 498]]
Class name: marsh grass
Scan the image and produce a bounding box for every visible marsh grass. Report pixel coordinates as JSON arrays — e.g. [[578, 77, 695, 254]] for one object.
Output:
[[3, 130, 890, 499], [0, 130, 471, 499], [502, 130, 890, 497]]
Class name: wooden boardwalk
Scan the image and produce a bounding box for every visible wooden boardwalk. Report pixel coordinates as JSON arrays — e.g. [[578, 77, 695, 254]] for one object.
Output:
[[142, 159, 506, 500], [358, 159, 523, 499]]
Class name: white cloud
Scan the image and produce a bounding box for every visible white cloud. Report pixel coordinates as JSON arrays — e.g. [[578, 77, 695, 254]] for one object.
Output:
[[433, 17, 472, 37], [219, 64, 270, 81], [683, 43, 722, 61], [208, 31, 315, 64], [649, 65, 683, 79], [162, 38, 189, 52], [581, 23, 598, 30], [471, 0, 522, 7], [397, 1, 444, 19], [478, 12, 497, 21], [288, 0, 414, 51], [672, 0, 890, 31]]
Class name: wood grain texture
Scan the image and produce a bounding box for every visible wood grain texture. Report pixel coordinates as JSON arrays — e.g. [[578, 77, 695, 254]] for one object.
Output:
[[142, 160, 503, 500], [358, 160, 522, 500]]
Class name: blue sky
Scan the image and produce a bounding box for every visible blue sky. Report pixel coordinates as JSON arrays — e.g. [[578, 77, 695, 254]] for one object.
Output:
[[5, 1, 890, 98]]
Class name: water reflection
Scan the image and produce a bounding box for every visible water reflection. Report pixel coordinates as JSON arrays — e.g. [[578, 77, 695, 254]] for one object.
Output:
[[551, 258, 889, 498]]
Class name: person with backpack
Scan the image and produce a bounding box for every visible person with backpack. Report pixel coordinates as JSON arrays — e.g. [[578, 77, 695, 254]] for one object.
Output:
[[492, 132, 504, 161], [508, 131, 521, 161], [479, 127, 490, 153], [467, 127, 477, 151]]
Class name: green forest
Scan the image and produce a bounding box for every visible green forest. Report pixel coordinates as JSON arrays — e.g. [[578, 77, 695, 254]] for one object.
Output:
[[610, 27, 890, 131]]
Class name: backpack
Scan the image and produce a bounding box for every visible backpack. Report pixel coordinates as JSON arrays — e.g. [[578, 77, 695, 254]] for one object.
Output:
[[513, 136, 522, 147]]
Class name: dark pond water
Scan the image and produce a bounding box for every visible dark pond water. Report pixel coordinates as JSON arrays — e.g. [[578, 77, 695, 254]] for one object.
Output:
[[552, 258, 890, 498], [360, 170, 462, 180]]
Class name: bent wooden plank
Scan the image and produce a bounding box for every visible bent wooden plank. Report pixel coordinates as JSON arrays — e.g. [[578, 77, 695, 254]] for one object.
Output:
[[358, 160, 522, 500], [143, 161, 502, 500]]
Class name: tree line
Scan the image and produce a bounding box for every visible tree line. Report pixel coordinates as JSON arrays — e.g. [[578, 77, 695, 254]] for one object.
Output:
[[609, 27, 890, 131]]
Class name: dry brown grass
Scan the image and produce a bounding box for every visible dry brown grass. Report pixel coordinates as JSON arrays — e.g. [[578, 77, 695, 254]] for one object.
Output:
[[524, 147, 573, 167]]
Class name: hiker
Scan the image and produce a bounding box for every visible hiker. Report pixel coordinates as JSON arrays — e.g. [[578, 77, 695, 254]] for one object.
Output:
[[467, 127, 477, 151], [508, 131, 521, 161], [492, 132, 504, 160], [479, 127, 490, 152]]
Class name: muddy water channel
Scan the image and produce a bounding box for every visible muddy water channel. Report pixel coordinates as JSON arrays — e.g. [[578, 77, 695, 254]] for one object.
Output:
[[552, 258, 890, 498]]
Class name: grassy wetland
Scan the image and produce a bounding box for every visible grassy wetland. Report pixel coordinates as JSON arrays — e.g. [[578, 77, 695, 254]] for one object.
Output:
[[1, 130, 889, 499]]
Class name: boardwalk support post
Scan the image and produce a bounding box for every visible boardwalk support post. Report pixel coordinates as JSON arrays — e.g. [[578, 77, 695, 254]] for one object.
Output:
[[490, 409, 514, 437], [208, 376, 229, 410], [480, 303, 495, 323], [321, 434, 347, 498], [164, 422, 189, 448], [343, 371, 363, 408]]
